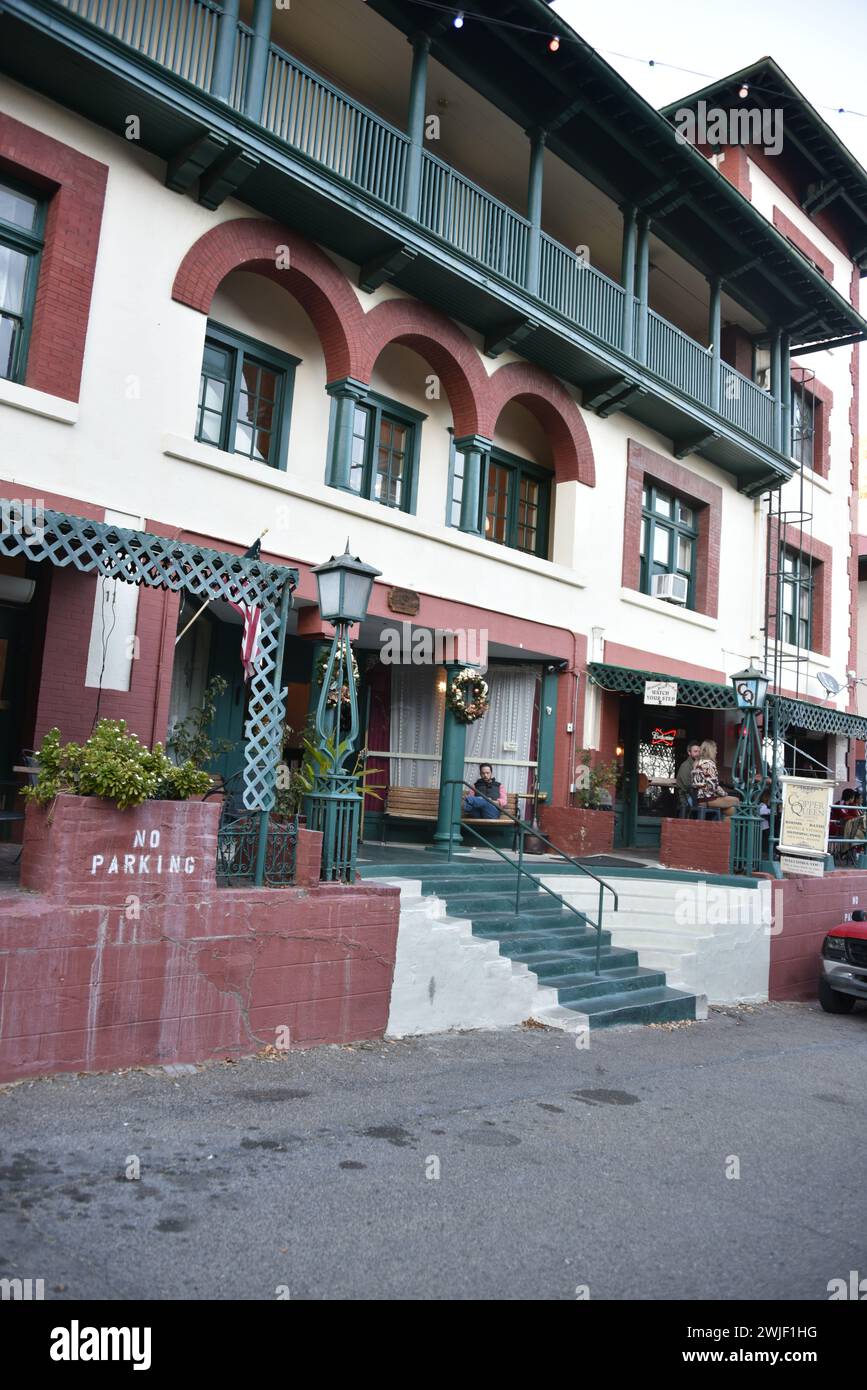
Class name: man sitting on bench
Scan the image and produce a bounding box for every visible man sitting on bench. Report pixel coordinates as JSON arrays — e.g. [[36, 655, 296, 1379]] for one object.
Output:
[[463, 764, 507, 819]]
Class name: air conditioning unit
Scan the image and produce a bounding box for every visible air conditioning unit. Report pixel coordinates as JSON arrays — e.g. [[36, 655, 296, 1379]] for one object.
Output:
[[651, 572, 689, 605]]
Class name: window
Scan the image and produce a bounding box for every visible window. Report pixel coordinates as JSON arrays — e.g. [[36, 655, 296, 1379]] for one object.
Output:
[[447, 442, 551, 556], [639, 483, 697, 605], [780, 549, 812, 649], [0, 177, 43, 384], [196, 323, 298, 469], [791, 387, 814, 470], [343, 392, 423, 512]]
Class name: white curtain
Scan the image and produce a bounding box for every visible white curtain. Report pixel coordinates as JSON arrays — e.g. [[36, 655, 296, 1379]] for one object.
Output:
[[389, 664, 445, 787], [464, 663, 538, 796]]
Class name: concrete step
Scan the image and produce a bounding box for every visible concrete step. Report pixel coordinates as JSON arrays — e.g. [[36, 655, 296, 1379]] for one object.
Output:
[[542, 966, 668, 1003], [569, 985, 700, 1029]]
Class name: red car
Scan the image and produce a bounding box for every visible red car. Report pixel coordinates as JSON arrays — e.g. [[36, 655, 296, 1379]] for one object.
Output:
[[820, 910, 867, 1014]]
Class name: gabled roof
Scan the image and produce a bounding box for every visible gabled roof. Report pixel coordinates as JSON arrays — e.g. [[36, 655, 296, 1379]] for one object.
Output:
[[661, 57, 867, 269], [368, 2, 867, 348]]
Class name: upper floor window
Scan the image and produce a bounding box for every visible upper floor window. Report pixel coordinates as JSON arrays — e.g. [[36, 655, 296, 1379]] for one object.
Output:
[[448, 440, 551, 558], [196, 323, 298, 469], [780, 549, 813, 649], [0, 178, 44, 384], [346, 392, 423, 512], [640, 484, 697, 606]]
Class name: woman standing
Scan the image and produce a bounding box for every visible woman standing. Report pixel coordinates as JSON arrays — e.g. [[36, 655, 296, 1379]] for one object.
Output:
[[691, 740, 739, 817]]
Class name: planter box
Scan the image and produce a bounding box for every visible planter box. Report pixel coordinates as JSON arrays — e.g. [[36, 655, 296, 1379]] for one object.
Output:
[[539, 804, 615, 858], [21, 793, 222, 905]]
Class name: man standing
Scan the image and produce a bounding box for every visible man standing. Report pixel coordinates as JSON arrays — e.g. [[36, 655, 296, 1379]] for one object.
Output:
[[676, 742, 702, 817]]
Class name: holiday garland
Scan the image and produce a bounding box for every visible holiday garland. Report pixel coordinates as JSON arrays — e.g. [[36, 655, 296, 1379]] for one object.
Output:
[[446, 668, 490, 724]]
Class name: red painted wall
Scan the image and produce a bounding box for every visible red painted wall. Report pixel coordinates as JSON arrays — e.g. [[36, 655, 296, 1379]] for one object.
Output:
[[1, 797, 400, 1082], [660, 818, 732, 875], [770, 873, 865, 1000]]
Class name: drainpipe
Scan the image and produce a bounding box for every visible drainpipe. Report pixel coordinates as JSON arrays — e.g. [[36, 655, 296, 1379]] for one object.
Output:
[[709, 274, 722, 412], [770, 326, 783, 454], [780, 332, 791, 460], [403, 32, 431, 217], [635, 213, 651, 365], [244, 0, 273, 123], [620, 204, 637, 354], [211, 0, 240, 103], [525, 127, 546, 296]]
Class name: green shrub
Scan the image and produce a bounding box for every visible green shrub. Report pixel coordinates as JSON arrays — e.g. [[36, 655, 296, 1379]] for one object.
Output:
[[24, 720, 212, 810]]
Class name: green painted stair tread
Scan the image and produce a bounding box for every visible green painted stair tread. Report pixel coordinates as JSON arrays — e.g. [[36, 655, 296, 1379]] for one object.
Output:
[[564, 986, 698, 1029], [540, 967, 668, 1001]]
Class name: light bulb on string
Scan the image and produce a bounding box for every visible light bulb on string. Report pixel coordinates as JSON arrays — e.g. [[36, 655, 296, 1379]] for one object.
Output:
[[549, 36, 560, 52], [453, 11, 464, 27], [739, 84, 749, 98]]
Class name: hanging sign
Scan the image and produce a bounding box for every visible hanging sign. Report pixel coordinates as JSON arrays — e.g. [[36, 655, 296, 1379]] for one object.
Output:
[[644, 680, 678, 707], [778, 775, 834, 857]]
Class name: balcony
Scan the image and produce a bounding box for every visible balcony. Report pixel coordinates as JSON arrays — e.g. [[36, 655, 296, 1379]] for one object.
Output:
[[2, 0, 795, 487]]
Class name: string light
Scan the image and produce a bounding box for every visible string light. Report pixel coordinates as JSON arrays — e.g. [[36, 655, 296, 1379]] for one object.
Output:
[[739, 83, 750, 98], [399, 2, 866, 120]]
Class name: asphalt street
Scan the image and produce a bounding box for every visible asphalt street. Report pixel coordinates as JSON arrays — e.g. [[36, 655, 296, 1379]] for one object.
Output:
[[1, 1001, 866, 1300]]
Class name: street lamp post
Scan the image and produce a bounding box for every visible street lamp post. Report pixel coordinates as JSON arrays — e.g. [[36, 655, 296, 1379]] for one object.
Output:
[[309, 542, 381, 881], [729, 664, 769, 875]]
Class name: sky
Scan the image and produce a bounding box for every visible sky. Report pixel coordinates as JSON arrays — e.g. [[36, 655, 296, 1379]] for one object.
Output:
[[552, 0, 867, 170]]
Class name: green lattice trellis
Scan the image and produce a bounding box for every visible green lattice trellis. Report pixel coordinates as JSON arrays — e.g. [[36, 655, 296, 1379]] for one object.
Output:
[[587, 662, 867, 739], [0, 503, 298, 811]]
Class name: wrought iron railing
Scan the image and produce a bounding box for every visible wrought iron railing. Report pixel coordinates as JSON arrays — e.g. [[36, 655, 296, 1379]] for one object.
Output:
[[419, 151, 529, 283], [443, 779, 617, 977], [720, 362, 776, 447], [261, 44, 409, 208], [215, 805, 298, 886], [539, 235, 625, 349], [58, 0, 220, 88], [647, 309, 712, 407], [305, 775, 362, 883]]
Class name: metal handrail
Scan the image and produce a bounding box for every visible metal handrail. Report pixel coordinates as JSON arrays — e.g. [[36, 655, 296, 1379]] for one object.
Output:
[[443, 779, 618, 976]]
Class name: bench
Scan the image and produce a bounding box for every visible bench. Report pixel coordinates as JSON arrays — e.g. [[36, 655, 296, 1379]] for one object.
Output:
[[382, 785, 519, 840]]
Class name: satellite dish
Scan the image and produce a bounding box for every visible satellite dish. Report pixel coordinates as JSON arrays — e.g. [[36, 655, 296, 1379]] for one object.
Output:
[[817, 671, 842, 695]]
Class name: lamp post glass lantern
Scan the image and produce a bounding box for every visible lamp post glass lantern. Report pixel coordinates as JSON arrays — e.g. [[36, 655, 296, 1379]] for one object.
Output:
[[309, 542, 381, 881], [729, 665, 768, 874]]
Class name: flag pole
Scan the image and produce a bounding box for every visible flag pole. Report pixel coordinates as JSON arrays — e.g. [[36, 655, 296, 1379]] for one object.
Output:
[[174, 529, 269, 647]]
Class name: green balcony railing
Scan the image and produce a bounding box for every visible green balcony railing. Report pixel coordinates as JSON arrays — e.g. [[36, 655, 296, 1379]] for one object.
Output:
[[539, 235, 625, 349], [261, 42, 409, 209], [59, 0, 220, 89], [51, 0, 784, 459], [720, 362, 776, 448], [420, 150, 529, 283], [647, 309, 712, 408]]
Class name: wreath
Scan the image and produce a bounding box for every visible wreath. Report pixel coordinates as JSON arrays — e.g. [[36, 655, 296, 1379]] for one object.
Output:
[[315, 642, 360, 709], [446, 668, 490, 724]]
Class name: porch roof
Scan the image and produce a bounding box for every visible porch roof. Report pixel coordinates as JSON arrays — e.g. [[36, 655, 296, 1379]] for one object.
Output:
[[587, 661, 867, 740]]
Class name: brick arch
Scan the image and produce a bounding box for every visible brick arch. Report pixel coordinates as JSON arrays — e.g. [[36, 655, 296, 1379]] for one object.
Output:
[[172, 218, 365, 382], [481, 363, 596, 487], [358, 300, 489, 438]]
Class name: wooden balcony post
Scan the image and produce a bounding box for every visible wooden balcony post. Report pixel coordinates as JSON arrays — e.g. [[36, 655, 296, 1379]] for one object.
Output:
[[620, 203, 637, 353], [780, 332, 791, 459], [404, 33, 431, 217], [770, 326, 783, 453], [709, 274, 722, 411], [525, 127, 546, 295], [455, 434, 490, 537], [635, 212, 651, 364], [244, 0, 273, 123], [211, 0, 240, 102]]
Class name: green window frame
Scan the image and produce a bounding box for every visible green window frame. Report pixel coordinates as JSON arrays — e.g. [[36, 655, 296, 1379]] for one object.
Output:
[[340, 390, 424, 513], [639, 482, 698, 607], [0, 176, 45, 385], [780, 548, 813, 649], [448, 439, 551, 558], [196, 322, 298, 470]]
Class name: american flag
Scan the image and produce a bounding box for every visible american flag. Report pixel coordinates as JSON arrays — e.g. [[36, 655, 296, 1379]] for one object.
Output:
[[228, 537, 262, 681]]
